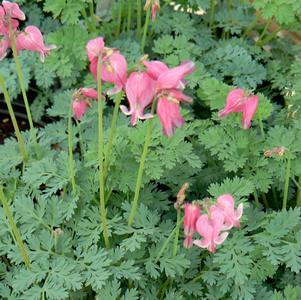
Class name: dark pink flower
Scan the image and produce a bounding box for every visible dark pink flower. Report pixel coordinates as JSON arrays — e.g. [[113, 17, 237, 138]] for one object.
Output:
[[218, 88, 259, 129], [193, 209, 229, 253], [16, 26, 56, 62], [214, 194, 243, 229], [72, 87, 99, 120], [86, 37, 127, 95], [144, 0, 160, 21], [183, 203, 201, 248], [120, 71, 156, 125]]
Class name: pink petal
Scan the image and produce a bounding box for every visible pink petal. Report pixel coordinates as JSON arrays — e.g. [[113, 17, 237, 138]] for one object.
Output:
[[2, 1, 25, 20], [218, 88, 245, 117], [143, 60, 169, 80], [80, 88, 98, 99], [235, 203, 243, 219], [72, 101, 87, 120], [157, 97, 184, 137], [169, 89, 192, 104], [214, 232, 229, 245], [157, 61, 195, 90], [242, 95, 259, 129], [193, 238, 211, 249], [86, 37, 104, 62], [16, 26, 56, 62]]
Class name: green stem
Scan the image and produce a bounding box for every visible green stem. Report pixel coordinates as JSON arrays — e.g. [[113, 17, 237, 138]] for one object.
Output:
[[127, 0, 132, 32], [103, 91, 124, 180], [283, 152, 291, 209], [209, 0, 215, 29], [116, 0, 122, 37], [258, 27, 282, 46], [81, 8, 92, 32], [0, 74, 28, 162], [262, 193, 269, 208], [141, 4, 151, 52], [0, 187, 30, 268], [68, 103, 76, 194], [253, 189, 260, 208], [89, 1, 97, 32], [76, 120, 85, 160], [271, 186, 278, 209], [243, 14, 260, 37], [137, 0, 142, 37], [258, 110, 265, 138], [155, 217, 184, 263], [97, 59, 110, 249], [127, 101, 156, 226], [9, 25, 41, 160], [256, 18, 272, 46], [172, 210, 181, 257], [296, 177, 301, 207]]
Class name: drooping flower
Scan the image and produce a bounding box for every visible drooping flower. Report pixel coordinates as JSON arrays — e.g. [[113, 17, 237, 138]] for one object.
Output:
[[143, 60, 195, 136], [86, 37, 127, 95], [0, 1, 25, 35], [183, 203, 201, 248], [218, 88, 259, 129], [144, 0, 160, 21], [193, 209, 229, 253], [16, 25, 56, 62], [120, 71, 156, 125], [72, 87, 98, 120], [211, 194, 243, 229]]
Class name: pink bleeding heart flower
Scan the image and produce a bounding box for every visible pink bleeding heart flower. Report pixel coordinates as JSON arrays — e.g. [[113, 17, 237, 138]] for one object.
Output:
[[183, 203, 201, 248], [0, 36, 9, 60], [157, 97, 184, 137], [142, 60, 194, 136], [86, 37, 104, 62], [87, 37, 127, 95], [0, 3, 21, 35], [2, 1, 25, 21], [72, 87, 99, 120], [215, 194, 243, 229], [218, 88, 259, 129], [16, 26, 56, 62], [120, 71, 155, 125], [144, 0, 160, 21], [193, 209, 229, 253]]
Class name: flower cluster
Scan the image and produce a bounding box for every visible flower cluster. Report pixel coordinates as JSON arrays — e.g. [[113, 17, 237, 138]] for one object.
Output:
[[0, 0, 55, 61], [74, 36, 195, 137], [183, 194, 243, 253], [219, 88, 259, 129]]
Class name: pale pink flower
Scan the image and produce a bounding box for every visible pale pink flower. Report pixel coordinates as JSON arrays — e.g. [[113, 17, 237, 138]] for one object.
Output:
[[218, 88, 259, 129], [143, 60, 194, 136], [2, 1, 25, 21], [0, 36, 9, 60], [86, 37, 127, 95], [214, 194, 243, 229], [86, 37, 104, 62], [72, 87, 99, 120], [16, 26, 56, 62], [120, 72, 155, 125], [193, 209, 229, 253], [183, 203, 201, 248], [0, 3, 21, 35]]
